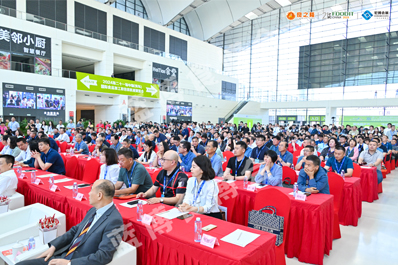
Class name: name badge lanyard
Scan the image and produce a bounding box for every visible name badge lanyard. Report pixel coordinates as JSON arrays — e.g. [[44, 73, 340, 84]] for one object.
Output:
[[235, 158, 244, 177], [162, 170, 180, 198], [126, 162, 137, 188], [335, 157, 346, 174], [256, 145, 266, 159], [193, 178, 206, 205]]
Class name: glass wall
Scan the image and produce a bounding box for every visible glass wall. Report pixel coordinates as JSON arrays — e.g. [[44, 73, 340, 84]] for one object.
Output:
[[211, 0, 398, 102], [168, 18, 191, 36], [111, 0, 148, 19]]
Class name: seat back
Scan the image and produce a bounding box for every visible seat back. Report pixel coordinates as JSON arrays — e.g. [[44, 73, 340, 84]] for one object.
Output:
[[217, 182, 238, 222], [69, 136, 73, 142], [82, 159, 101, 183], [292, 150, 301, 158], [65, 156, 79, 179], [0, 142, 4, 152], [222, 161, 228, 172], [89, 145, 95, 153], [352, 163, 362, 178], [253, 188, 291, 265], [60, 154, 66, 165], [282, 166, 297, 184], [56, 141, 61, 147], [222, 151, 234, 160], [60, 141, 68, 152], [327, 172, 345, 211]]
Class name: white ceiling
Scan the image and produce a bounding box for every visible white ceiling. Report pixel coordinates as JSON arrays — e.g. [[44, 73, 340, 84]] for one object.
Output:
[[141, 0, 301, 41]]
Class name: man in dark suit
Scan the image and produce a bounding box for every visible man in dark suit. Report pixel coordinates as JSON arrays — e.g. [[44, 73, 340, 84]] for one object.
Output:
[[17, 179, 123, 265]]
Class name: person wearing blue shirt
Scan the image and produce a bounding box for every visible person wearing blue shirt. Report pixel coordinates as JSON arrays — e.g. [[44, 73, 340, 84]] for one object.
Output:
[[269, 135, 281, 155], [73, 134, 89, 155], [178, 141, 196, 172], [154, 130, 167, 144], [190, 137, 206, 156], [53, 128, 60, 139], [206, 140, 223, 176], [181, 122, 189, 140], [200, 133, 209, 147], [382, 134, 392, 160], [324, 146, 354, 177], [105, 130, 112, 140], [122, 138, 140, 159], [8, 117, 20, 133], [250, 135, 269, 162], [295, 145, 315, 171], [170, 136, 180, 152], [38, 132, 58, 151], [317, 135, 329, 154], [255, 150, 283, 186], [32, 138, 65, 175], [110, 134, 122, 153], [297, 155, 330, 194], [242, 137, 252, 158], [277, 141, 293, 167]]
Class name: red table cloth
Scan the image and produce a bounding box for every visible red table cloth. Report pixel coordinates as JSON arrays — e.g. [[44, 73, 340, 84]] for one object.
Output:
[[339, 177, 362, 226], [223, 178, 333, 265], [62, 154, 101, 180], [15, 168, 277, 265], [359, 167, 379, 202]]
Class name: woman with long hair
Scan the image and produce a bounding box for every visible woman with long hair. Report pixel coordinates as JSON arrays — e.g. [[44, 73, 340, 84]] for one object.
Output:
[[8, 136, 21, 157], [153, 141, 170, 168], [48, 121, 54, 134], [41, 120, 48, 134], [346, 138, 359, 162], [178, 155, 222, 219], [99, 148, 120, 184], [137, 140, 156, 165]]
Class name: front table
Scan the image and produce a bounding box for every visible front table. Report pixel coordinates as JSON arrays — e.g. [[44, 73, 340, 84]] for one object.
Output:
[[224, 178, 334, 265], [16, 169, 277, 265]]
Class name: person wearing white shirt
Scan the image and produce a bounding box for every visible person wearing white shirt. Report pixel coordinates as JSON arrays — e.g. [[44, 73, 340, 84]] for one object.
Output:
[[35, 119, 41, 131], [273, 125, 280, 136], [56, 120, 64, 131], [178, 155, 222, 220], [0, 135, 10, 155], [55, 128, 70, 142], [0, 155, 18, 196], [136, 140, 156, 165], [15, 138, 31, 162], [99, 148, 120, 185], [119, 130, 127, 142]]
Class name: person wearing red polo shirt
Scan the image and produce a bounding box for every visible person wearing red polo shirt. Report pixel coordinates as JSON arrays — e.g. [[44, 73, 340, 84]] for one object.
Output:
[[96, 120, 104, 132]]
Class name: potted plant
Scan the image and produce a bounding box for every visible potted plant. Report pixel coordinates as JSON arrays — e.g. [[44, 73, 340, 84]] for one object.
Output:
[[0, 196, 9, 214], [38, 214, 60, 244]]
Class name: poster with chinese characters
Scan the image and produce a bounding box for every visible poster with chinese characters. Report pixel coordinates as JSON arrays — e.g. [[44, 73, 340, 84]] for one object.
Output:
[[0, 27, 51, 58], [152, 62, 178, 93]]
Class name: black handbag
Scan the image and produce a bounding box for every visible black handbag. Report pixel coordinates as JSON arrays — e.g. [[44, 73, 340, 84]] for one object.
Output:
[[248, 206, 284, 246], [282, 177, 294, 189]]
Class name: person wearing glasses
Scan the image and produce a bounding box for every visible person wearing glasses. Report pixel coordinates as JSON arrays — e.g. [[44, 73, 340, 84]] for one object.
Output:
[[114, 148, 152, 196], [99, 148, 120, 184], [136, 150, 188, 205], [152, 141, 170, 168]]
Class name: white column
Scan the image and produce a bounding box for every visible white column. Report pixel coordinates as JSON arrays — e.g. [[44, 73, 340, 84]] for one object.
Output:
[[16, 0, 26, 19], [107, 11, 113, 42], [325, 107, 337, 125], [165, 32, 169, 56], [67, 0, 75, 33], [51, 39, 62, 77], [261, 109, 270, 125], [94, 51, 113, 77], [138, 24, 144, 51]]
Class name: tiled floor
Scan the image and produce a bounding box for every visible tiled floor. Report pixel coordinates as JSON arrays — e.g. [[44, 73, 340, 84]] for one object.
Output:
[[286, 168, 398, 265]]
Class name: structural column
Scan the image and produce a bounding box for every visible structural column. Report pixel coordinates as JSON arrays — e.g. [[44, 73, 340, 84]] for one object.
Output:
[[261, 109, 270, 125], [325, 106, 337, 125]]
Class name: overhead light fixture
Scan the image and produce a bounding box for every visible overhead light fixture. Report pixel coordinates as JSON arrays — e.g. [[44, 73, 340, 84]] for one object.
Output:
[[245, 12, 258, 20], [275, 0, 291, 7]]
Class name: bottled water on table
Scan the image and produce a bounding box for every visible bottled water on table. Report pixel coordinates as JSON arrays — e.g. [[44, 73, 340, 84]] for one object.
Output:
[[293, 182, 298, 197], [194, 217, 202, 242], [341, 170, 345, 180], [49, 175, 54, 189], [136, 201, 143, 221], [31, 171, 36, 184], [72, 182, 78, 198], [28, 237, 36, 250], [243, 176, 248, 189]]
